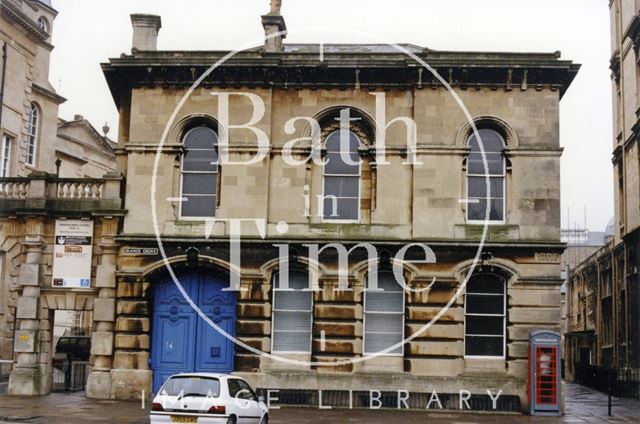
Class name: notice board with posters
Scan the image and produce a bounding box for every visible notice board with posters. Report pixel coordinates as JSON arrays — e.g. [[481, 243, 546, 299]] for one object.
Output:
[[52, 220, 94, 288]]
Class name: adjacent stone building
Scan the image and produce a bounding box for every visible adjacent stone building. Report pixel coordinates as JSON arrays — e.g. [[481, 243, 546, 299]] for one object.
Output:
[[0, 0, 119, 394], [565, 0, 640, 378], [0, 0, 63, 179], [560, 228, 607, 356], [86, 5, 579, 410], [55, 115, 117, 178]]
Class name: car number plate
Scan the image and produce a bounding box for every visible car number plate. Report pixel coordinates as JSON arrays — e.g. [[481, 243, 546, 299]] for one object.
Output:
[[170, 416, 197, 423]]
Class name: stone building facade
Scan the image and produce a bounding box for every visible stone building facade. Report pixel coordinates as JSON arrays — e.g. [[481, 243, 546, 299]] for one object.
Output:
[[72, 7, 581, 410], [565, 0, 640, 378], [0, 0, 119, 393], [0, 0, 64, 179], [0, 3, 580, 411], [560, 228, 606, 354]]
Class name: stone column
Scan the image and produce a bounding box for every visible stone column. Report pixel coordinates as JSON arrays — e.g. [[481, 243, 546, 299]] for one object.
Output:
[[86, 217, 118, 399], [8, 217, 48, 395]]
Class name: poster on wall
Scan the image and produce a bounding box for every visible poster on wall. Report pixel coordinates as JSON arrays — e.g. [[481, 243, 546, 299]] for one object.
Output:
[[52, 219, 94, 288]]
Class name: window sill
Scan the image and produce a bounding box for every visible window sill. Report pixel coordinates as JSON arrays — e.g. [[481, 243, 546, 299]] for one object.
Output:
[[466, 220, 506, 226], [175, 217, 217, 223], [320, 219, 361, 224]]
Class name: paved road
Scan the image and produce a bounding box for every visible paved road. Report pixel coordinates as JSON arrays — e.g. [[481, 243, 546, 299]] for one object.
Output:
[[0, 383, 637, 423]]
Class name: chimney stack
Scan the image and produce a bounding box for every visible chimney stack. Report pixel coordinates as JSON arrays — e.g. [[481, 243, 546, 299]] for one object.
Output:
[[130, 14, 162, 52], [262, 1, 286, 53]]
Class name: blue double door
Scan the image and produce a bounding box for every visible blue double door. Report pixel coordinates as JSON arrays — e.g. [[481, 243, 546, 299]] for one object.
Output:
[[151, 270, 236, 392]]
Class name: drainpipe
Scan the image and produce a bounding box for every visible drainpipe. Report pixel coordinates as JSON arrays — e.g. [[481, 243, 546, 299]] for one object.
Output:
[[0, 41, 6, 363], [0, 41, 7, 130]]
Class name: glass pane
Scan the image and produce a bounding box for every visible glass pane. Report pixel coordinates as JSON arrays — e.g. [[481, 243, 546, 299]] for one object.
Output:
[[466, 294, 504, 315], [465, 335, 504, 356], [184, 127, 218, 149], [182, 173, 217, 195], [465, 315, 504, 336], [467, 198, 487, 221], [490, 198, 504, 221], [273, 311, 311, 332], [325, 152, 360, 175], [290, 271, 309, 289], [273, 291, 312, 311], [272, 331, 311, 352], [489, 178, 504, 198], [469, 129, 504, 153], [235, 380, 256, 400], [468, 177, 503, 198], [467, 274, 505, 294], [365, 292, 403, 313], [323, 197, 359, 221], [325, 130, 360, 153], [161, 376, 220, 397], [275, 270, 311, 291], [364, 313, 403, 333], [274, 271, 311, 290], [183, 148, 218, 172], [324, 176, 359, 197], [468, 152, 503, 175], [227, 379, 241, 397], [468, 176, 485, 198], [364, 332, 402, 355], [182, 195, 216, 218], [366, 271, 403, 291]]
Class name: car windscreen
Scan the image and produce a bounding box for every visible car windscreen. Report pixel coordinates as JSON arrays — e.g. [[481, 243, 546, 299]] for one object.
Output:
[[160, 376, 221, 398]]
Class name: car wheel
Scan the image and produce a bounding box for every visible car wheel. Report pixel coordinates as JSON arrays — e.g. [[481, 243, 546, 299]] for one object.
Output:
[[226, 416, 236, 424], [260, 416, 269, 424]]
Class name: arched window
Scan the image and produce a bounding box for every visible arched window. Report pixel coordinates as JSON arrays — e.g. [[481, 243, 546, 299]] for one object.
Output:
[[466, 128, 506, 222], [271, 270, 313, 353], [37, 17, 49, 33], [180, 126, 219, 219], [464, 273, 506, 357], [322, 130, 361, 221], [363, 271, 404, 355], [26, 103, 39, 166]]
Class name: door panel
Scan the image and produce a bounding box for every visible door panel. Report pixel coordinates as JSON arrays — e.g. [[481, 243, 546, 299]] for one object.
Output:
[[151, 270, 236, 393], [151, 274, 199, 392], [155, 311, 195, 367], [195, 276, 236, 372]]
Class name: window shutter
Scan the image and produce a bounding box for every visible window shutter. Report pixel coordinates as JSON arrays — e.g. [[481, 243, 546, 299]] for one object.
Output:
[[272, 271, 313, 353], [363, 271, 404, 355]]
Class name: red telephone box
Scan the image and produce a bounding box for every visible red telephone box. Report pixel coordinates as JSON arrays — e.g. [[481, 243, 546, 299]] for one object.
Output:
[[528, 330, 562, 415]]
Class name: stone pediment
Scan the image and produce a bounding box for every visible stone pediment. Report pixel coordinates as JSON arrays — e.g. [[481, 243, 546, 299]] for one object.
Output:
[[57, 117, 116, 159]]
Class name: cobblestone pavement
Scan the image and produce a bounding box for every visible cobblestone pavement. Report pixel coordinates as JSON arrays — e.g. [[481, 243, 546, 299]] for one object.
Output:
[[0, 383, 637, 423]]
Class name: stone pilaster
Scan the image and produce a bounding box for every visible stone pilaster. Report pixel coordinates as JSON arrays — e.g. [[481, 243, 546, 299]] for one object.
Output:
[[86, 217, 118, 399], [110, 275, 151, 400], [8, 217, 49, 395]]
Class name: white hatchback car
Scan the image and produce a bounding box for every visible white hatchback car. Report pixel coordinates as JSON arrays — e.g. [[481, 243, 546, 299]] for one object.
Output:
[[150, 373, 269, 424]]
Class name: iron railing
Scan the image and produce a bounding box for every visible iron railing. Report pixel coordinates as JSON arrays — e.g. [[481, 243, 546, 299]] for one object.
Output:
[[0, 359, 13, 395], [254, 388, 521, 411], [575, 362, 640, 399], [52, 359, 90, 392]]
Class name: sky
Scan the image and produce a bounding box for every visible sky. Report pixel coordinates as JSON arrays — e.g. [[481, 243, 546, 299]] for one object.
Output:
[[48, 0, 613, 232]]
